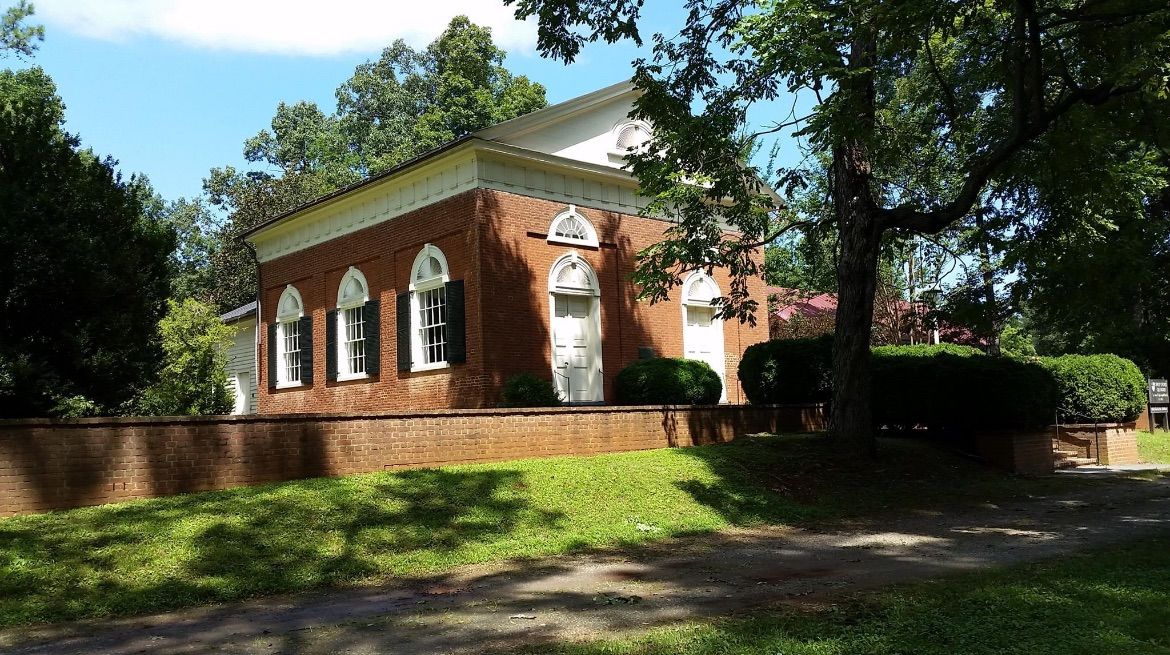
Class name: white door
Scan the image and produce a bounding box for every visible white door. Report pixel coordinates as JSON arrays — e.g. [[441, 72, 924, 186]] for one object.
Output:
[[553, 294, 600, 403], [232, 373, 249, 415], [685, 305, 726, 402]]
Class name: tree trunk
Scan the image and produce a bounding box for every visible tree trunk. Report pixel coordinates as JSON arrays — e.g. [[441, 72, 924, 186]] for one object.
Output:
[[828, 15, 881, 457], [829, 144, 882, 457], [973, 211, 1001, 354]]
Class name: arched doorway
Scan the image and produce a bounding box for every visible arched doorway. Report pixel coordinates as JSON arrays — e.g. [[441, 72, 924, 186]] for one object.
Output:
[[681, 272, 727, 402], [548, 252, 603, 404]]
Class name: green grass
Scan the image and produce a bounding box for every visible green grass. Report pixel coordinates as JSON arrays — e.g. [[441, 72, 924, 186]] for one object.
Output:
[[1138, 430, 1170, 464], [522, 534, 1170, 655], [0, 434, 1135, 628]]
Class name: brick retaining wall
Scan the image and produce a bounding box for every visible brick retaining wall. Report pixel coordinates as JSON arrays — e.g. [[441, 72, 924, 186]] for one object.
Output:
[[1056, 423, 1141, 465], [974, 429, 1056, 475], [0, 404, 824, 517]]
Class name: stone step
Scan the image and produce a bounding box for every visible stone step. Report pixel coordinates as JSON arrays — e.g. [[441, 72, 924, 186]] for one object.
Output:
[[1054, 456, 1097, 469]]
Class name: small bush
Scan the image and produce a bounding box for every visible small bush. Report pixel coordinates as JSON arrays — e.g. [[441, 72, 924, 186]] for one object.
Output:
[[737, 335, 833, 405], [872, 346, 1056, 430], [1041, 354, 1147, 423], [615, 358, 722, 405], [500, 373, 562, 407]]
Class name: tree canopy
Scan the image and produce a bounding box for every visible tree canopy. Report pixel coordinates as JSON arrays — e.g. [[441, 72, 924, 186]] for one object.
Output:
[[201, 16, 546, 313], [0, 66, 174, 417], [136, 298, 235, 417], [509, 0, 1170, 453]]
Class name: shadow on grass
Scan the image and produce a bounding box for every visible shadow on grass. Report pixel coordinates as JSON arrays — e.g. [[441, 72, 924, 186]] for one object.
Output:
[[517, 534, 1170, 655], [0, 467, 563, 626], [668, 433, 1159, 527], [1, 433, 1165, 635]]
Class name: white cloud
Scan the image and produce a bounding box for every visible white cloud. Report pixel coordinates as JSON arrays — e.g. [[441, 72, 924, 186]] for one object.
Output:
[[34, 0, 538, 56]]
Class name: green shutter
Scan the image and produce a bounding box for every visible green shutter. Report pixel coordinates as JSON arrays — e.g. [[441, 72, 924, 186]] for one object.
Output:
[[364, 299, 380, 376], [325, 309, 338, 381], [445, 280, 466, 364], [298, 316, 313, 385], [396, 292, 411, 372], [267, 322, 277, 390]]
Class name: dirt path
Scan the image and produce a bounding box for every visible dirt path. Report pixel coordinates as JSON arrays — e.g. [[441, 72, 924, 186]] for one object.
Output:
[[4, 476, 1169, 655]]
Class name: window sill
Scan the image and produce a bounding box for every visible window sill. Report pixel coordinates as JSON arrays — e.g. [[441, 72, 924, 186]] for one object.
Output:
[[275, 381, 304, 390], [335, 372, 370, 383], [410, 362, 450, 373]]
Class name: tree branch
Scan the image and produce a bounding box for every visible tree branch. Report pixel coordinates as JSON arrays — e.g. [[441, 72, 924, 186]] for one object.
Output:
[[880, 79, 1146, 234]]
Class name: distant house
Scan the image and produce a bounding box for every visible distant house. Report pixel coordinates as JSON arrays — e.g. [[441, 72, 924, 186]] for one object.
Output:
[[220, 301, 258, 415], [768, 286, 985, 347], [768, 287, 838, 340], [238, 82, 772, 413]]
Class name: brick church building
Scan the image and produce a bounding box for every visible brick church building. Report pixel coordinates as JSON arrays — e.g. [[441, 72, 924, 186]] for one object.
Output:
[[243, 82, 770, 413]]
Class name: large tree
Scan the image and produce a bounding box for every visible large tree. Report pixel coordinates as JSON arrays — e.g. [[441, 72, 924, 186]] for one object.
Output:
[[204, 16, 547, 312], [0, 66, 174, 416], [509, 0, 1170, 454]]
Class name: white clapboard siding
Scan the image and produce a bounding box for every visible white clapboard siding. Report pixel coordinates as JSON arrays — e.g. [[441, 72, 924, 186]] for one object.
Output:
[[223, 317, 258, 415]]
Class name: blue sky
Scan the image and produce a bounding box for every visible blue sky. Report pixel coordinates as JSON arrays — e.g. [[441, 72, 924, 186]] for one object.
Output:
[[18, 1, 800, 204]]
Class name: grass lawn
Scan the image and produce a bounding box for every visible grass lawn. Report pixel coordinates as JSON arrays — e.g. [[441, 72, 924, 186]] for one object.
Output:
[[524, 534, 1170, 655], [0, 434, 1134, 628], [1138, 430, 1170, 464]]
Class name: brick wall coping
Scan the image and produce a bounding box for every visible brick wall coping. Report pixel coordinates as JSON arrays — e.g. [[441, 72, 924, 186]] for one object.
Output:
[[1057, 421, 1137, 429], [0, 403, 825, 429]]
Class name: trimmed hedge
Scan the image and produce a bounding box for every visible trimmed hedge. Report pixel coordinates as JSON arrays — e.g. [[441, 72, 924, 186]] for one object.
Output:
[[500, 373, 562, 407], [871, 346, 1057, 430], [737, 335, 833, 405], [739, 339, 1056, 430], [615, 358, 723, 405], [1040, 354, 1147, 423]]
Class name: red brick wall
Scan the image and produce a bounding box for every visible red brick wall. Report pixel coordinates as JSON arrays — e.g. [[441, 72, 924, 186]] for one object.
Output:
[[256, 188, 769, 413], [477, 189, 769, 405], [259, 191, 488, 413], [0, 404, 825, 516], [975, 429, 1056, 474], [1056, 423, 1140, 465]]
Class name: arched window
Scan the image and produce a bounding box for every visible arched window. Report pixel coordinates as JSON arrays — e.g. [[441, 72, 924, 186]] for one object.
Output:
[[410, 244, 450, 369], [275, 285, 305, 387], [683, 273, 720, 306], [335, 267, 370, 380], [614, 121, 652, 151], [547, 205, 599, 248], [548, 251, 600, 297]]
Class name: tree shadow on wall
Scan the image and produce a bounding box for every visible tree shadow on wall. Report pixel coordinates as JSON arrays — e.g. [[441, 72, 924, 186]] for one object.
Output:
[[473, 190, 659, 407], [0, 466, 563, 627]]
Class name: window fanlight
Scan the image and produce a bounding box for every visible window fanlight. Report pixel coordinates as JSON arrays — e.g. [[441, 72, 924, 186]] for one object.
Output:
[[547, 205, 599, 248]]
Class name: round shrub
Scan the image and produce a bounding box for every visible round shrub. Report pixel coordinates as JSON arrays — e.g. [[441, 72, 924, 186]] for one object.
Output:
[[737, 335, 833, 405], [1041, 354, 1147, 423], [500, 373, 562, 407], [615, 358, 722, 405]]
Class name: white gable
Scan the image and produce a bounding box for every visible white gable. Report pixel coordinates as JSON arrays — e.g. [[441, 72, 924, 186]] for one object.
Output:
[[474, 82, 647, 170]]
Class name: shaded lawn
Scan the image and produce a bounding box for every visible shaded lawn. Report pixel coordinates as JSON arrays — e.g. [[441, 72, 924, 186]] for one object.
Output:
[[0, 434, 1141, 628], [1139, 430, 1170, 464], [526, 533, 1170, 655]]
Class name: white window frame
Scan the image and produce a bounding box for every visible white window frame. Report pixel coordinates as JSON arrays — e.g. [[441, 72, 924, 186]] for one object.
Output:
[[335, 266, 370, 382], [275, 284, 304, 389], [546, 205, 599, 249], [409, 244, 451, 372]]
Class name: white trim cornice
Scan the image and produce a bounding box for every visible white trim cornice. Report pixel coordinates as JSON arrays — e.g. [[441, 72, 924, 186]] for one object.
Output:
[[246, 139, 656, 263]]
